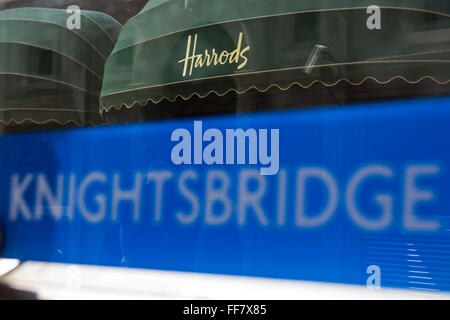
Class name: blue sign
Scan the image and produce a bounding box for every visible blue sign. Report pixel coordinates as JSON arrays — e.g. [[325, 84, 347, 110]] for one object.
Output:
[[0, 96, 449, 292]]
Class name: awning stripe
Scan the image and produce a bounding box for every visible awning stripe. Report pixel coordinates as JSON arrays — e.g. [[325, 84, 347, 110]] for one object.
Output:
[[0, 8, 121, 56], [0, 18, 108, 61], [115, 1, 450, 52], [100, 73, 450, 114], [101, 60, 450, 98], [100, 5, 450, 111], [0, 8, 121, 125]]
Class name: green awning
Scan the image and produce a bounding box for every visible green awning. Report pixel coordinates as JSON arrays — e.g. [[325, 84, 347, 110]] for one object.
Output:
[[100, 0, 450, 114], [0, 7, 121, 125]]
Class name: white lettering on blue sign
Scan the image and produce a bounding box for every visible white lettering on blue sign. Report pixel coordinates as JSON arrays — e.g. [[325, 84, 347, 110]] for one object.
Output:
[[7, 164, 443, 232]]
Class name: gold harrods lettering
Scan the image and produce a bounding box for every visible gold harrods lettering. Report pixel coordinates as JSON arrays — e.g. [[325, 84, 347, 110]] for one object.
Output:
[[178, 32, 251, 77]]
